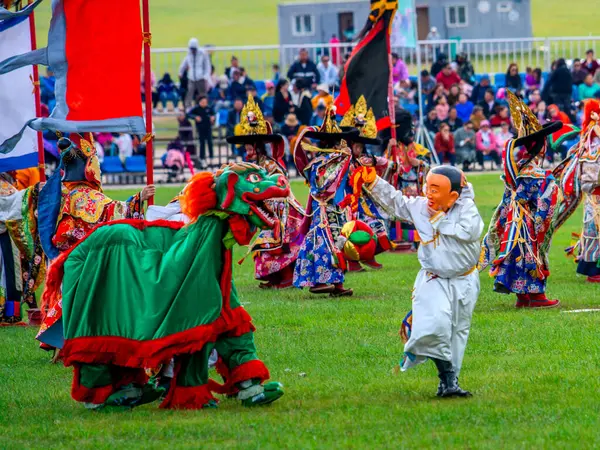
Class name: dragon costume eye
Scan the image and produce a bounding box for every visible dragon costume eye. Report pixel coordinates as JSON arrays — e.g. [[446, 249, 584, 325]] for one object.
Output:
[[247, 173, 262, 183]]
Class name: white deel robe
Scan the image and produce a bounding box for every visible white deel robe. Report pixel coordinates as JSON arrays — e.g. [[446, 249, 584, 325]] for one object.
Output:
[[369, 177, 483, 376]]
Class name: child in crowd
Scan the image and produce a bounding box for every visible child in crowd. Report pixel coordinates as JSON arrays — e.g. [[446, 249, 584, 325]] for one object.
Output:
[[187, 96, 215, 164], [435, 96, 450, 121], [434, 123, 455, 165], [358, 165, 483, 397], [475, 120, 500, 169]]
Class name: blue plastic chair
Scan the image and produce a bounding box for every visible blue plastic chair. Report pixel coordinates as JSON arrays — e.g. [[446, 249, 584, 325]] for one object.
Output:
[[520, 73, 526, 84], [403, 104, 419, 117], [101, 156, 124, 174], [218, 109, 229, 126], [409, 75, 418, 84], [542, 72, 550, 83], [494, 73, 506, 86], [124, 155, 146, 172]]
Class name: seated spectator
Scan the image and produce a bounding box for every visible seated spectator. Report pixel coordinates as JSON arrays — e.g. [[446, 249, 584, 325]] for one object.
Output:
[[261, 81, 276, 117], [115, 133, 133, 164], [490, 106, 511, 128], [495, 121, 513, 150], [229, 69, 247, 99], [455, 52, 475, 83], [238, 67, 255, 90], [291, 79, 313, 125], [470, 75, 492, 104], [141, 64, 159, 111], [424, 109, 441, 139], [227, 98, 244, 157], [392, 53, 410, 88], [470, 105, 486, 130], [435, 63, 461, 93], [207, 65, 218, 91], [339, 53, 351, 82], [311, 83, 333, 109], [310, 104, 327, 127], [447, 84, 460, 107], [458, 79, 473, 98], [287, 48, 320, 89], [177, 110, 196, 156], [475, 120, 500, 169], [420, 70, 436, 97], [443, 107, 463, 132], [40, 67, 56, 111], [272, 64, 281, 83], [583, 49, 599, 76], [225, 55, 239, 80], [534, 101, 548, 125], [428, 83, 445, 111], [434, 122, 456, 166], [579, 73, 600, 100], [246, 85, 264, 111], [273, 79, 294, 124], [96, 132, 113, 149], [479, 88, 499, 118], [454, 121, 476, 171], [209, 75, 232, 113], [430, 53, 448, 78], [525, 67, 543, 94], [505, 63, 523, 94], [542, 58, 573, 115], [435, 95, 449, 121], [572, 59, 589, 86], [317, 54, 339, 88], [163, 144, 187, 183], [157, 73, 180, 111], [455, 93, 474, 123], [280, 113, 300, 141], [187, 96, 215, 165], [528, 89, 542, 111], [548, 104, 571, 125]]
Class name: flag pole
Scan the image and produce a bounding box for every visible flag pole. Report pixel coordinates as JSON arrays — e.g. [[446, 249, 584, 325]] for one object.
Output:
[[27, 0, 45, 182], [142, 0, 154, 205]]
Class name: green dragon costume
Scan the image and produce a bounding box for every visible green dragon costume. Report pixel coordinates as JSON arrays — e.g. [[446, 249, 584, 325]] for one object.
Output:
[[42, 163, 288, 410]]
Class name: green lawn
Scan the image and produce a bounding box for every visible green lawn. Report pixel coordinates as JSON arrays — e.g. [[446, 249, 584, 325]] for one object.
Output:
[[2, 173, 600, 448], [32, 0, 597, 48]]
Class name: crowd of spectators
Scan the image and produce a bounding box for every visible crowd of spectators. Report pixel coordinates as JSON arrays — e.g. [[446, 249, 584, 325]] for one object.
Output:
[[37, 36, 600, 176], [408, 49, 600, 169]]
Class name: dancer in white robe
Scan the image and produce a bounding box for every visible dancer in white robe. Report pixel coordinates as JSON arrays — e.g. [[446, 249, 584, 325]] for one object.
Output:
[[363, 165, 483, 397]]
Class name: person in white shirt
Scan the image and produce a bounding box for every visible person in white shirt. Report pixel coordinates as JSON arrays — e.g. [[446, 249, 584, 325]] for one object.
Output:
[[179, 37, 211, 107], [361, 165, 483, 397], [317, 54, 339, 88], [115, 133, 133, 163]]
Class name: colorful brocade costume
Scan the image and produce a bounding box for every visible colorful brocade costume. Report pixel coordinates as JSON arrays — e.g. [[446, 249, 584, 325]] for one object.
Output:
[[42, 165, 286, 409], [292, 108, 359, 295], [481, 91, 565, 307], [225, 95, 306, 289], [0, 174, 45, 324], [559, 101, 600, 280]]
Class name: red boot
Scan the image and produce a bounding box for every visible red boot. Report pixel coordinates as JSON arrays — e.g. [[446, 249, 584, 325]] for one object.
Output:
[[515, 294, 530, 308], [587, 275, 600, 283], [347, 261, 365, 273], [362, 259, 383, 270], [516, 293, 560, 309], [330, 283, 353, 297]]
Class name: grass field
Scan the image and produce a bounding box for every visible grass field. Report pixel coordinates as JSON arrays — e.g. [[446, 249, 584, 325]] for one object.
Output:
[[2, 173, 600, 449], [32, 0, 598, 48]]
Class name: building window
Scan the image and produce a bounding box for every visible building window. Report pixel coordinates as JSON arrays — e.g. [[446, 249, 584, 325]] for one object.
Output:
[[445, 5, 468, 28], [291, 14, 315, 37]]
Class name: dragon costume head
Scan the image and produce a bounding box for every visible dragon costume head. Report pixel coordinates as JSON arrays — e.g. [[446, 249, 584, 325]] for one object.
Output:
[[181, 163, 290, 234]]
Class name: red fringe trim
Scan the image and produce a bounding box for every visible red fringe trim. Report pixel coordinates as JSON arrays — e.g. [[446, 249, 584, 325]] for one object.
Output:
[[70, 364, 148, 404], [210, 359, 270, 395], [60, 306, 254, 369], [40, 219, 185, 315], [159, 383, 217, 410]]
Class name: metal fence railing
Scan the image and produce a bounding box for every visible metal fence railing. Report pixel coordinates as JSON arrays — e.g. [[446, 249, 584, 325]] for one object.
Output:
[[151, 36, 600, 82]]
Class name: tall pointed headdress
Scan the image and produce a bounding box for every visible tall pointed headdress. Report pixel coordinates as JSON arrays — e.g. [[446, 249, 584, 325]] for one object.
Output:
[[507, 89, 561, 146], [226, 94, 284, 160], [303, 105, 359, 142], [340, 95, 381, 145]]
